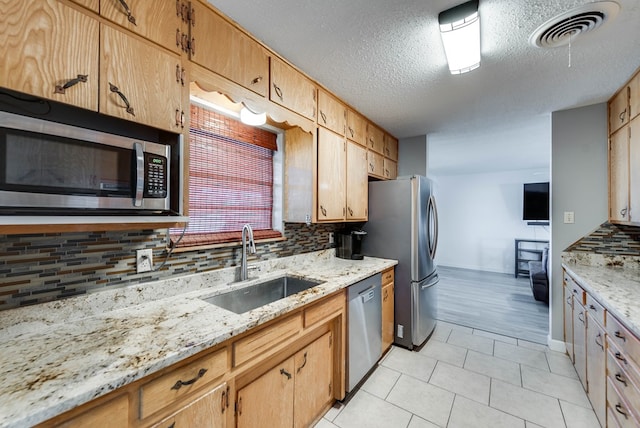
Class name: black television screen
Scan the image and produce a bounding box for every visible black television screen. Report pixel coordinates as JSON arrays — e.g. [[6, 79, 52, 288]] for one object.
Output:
[[523, 182, 549, 221]]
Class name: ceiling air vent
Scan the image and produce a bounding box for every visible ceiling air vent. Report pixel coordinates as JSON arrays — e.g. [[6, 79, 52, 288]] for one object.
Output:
[[529, 1, 620, 48]]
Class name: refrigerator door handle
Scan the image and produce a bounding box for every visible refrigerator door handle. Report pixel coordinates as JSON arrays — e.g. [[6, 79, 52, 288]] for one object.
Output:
[[420, 275, 440, 290], [428, 194, 439, 260]]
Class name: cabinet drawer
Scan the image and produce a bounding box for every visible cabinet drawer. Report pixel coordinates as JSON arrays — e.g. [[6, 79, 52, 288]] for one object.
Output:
[[139, 348, 227, 419], [381, 269, 394, 286], [57, 394, 129, 428], [305, 292, 344, 328], [608, 343, 640, 417], [234, 314, 303, 367], [607, 376, 640, 427], [564, 274, 585, 305], [607, 313, 640, 368], [585, 293, 605, 327]]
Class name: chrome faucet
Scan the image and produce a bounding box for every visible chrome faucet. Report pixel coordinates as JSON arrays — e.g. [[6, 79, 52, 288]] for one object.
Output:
[[241, 223, 256, 281]]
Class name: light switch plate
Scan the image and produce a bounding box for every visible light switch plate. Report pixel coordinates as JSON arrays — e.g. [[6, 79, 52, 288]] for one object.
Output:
[[136, 249, 153, 273], [564, 211, 575, 224]]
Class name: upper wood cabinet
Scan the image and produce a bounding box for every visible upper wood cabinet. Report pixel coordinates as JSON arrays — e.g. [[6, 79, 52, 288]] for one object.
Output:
[[189, 1, 269, 97], [270, 56, 317, 120], [318, 89, 346, 136], [346, 109, 366, 146], [383, 158, 398, 180], [609, 86, 629, 135], [317, 127, 346, 222], [631, 71, 640, 122], [69, 0, 99, 13], [0, 0, 99, 111], [367, 150, 384, 179], [384, 134, 399, 161], [100, 25, 184, 132], [366, 123, 385, 154], [609, 126, 629, 223], [346, 141, 368, 221], [100, 0, 186, 54], [629, 116, 640, 223]]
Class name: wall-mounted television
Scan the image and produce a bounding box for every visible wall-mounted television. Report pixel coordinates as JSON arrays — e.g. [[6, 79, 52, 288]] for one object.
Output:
[[523, 182, 549, 221]]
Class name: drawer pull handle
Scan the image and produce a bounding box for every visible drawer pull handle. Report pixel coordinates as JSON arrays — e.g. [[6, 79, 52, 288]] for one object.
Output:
[[615, 352, 627, 364], [595, 332, 604, 350], [251, 76, 263, 85], [297, 352, 308, 373], [615, 403, 628, 419], [615, 373, 628, 387], [108, 83, 135, 116], [589, 304, 596, 311], [55, 74, 88, 94], [170, 368, 208, 390], [117, 0, 137, 25], [280, 368, 292, 379], [615, 331, 626, 342]]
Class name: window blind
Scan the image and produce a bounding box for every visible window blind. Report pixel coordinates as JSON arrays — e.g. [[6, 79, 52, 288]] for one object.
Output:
[[172, 105, 281, 247]]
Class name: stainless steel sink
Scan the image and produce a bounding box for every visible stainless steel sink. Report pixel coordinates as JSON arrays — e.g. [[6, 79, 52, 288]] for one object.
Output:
[[201, 275, 323, 314]]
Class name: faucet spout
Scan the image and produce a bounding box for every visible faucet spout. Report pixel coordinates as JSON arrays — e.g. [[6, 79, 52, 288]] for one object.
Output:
[[241, 224, 256, 281]]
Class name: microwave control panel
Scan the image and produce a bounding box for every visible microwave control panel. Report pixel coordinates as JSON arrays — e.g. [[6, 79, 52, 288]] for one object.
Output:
[[143, 153, 168, 198]]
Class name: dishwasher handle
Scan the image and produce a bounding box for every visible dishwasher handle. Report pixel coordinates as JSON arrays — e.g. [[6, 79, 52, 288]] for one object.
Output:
[[360, 287, 376, 303]]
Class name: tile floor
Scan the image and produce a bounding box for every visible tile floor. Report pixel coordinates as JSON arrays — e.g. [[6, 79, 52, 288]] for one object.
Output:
[[315, 321, 600, 428]]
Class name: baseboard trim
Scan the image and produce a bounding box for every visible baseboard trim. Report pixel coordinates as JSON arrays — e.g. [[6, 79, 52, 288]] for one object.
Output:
[[547, 337, 566, 353]]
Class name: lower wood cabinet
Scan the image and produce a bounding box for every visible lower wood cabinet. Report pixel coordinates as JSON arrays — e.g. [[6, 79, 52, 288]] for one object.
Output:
[[586, 310, 606, 425], [381, 268, 395, 354], [572, 293, 587, 389], [55, 394, 129, 428], [151, 382, 228, 428]]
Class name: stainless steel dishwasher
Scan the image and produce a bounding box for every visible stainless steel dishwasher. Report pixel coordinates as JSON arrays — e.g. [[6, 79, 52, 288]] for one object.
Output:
[[347, 273, 382, 392]]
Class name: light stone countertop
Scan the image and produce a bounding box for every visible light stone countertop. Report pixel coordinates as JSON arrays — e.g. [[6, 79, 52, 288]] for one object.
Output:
[[0, 250, 397, 428], [562, 251, 640, 337]]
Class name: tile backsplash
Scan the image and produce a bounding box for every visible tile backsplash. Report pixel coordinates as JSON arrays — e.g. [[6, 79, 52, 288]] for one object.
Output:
[[0, 223, 338, 310], [565, 222, 640, 255]]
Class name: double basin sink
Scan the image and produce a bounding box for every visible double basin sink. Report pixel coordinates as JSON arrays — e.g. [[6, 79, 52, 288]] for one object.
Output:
[[201, 275, 323, 314]]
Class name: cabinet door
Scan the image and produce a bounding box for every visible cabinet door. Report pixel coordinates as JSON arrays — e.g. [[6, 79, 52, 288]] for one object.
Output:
[[573, 295, 587, 389], [586, 313, 606, 426], [382, 282, 395, 353], [237, 359, 294, 428], [564, 283, 574, 362], [347, 109, 366, 146], [100, 25, 183, 132], [0, 0, 99, 111], [294, 332, 333, 428], [151, 383, 228, 428], [384, 134, 398, 161], [57, 394, 129, 428], [367, 151, 384, 179], [100, 0, 183, 54], [366, 123, 385, 154], [317, 128, 346, 222], [609, 127, 630, 222], [610, 87, 629, 134], [383, 158, 398, 180], [630, 72, 640, 122], [318, 89, 346, 136], [271, 56, 317, 120], [189, 2, 268, 97], [346, 141, 368, 221], [629, 116, 640, 223]]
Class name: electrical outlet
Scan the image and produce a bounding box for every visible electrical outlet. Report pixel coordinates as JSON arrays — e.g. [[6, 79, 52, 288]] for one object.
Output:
[[328, 232, 334, 245], [136, 249, 153, 273], [564, 211, 575, 224]]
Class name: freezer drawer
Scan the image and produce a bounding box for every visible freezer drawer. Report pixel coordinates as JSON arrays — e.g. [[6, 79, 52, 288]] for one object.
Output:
[[411, 274, 438, 347], [347, 273, 382, 391]]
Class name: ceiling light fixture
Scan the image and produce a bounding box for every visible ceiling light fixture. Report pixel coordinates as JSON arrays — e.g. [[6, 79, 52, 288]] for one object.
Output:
[[438, 0, 481, 75], [239, 106, 267, 126]]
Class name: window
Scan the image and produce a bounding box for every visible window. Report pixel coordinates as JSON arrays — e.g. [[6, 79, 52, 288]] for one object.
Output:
[[172, 104, 282, 248]]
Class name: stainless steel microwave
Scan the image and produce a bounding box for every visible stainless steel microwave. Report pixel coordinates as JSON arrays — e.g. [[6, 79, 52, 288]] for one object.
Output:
[[0, 111, 174, 214]]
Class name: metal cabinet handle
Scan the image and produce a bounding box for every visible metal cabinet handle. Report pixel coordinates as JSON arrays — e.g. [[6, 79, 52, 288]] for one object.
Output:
[[619, 108, 627, 123], [621, 207, 628, 217], [280, 368, 292, 379], [109, 83, 135, 116], [117, 0, 137, 25], [369, 163, 374, 172], [251, 76, 263, 85], [297, 352, 307, 373], [273, 84, 283, 101], [615, 331, 626, 342], [577, 311, 584, 323], [189, 3, 195, 26], [615, 373, 628, 387], [348, 207, 353, 217], [55, 74, 88, 94], [595, 332, 604, 350], [170, 368, 208, 390], [348, 126, 354, 137], [320, 111, 327, 124], [589, 304, 596, 311], [615, 403, 628, 419], [176, 28, 181, 48], [615, 352, 627, 364], [320, 205, 327, 216], [190, 37, 196, 55]]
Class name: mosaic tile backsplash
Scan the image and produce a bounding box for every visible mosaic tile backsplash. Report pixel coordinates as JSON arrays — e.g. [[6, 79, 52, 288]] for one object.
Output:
[[566, 222, 640, 255], [0, 223, 340, 310]]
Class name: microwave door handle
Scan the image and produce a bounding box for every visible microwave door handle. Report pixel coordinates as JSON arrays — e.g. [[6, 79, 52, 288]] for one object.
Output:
[[134, 142, 144, 207]]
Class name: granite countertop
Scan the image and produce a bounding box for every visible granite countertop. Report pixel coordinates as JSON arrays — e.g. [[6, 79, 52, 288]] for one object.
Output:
[[0, 250, 397, 428], [561, 251, 640, 337]]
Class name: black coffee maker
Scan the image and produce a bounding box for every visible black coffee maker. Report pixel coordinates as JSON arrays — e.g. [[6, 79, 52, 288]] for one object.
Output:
[[335, 230, 367, 260]]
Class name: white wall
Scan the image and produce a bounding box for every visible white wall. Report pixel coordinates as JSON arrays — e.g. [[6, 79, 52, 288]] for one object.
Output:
[[398, 135, 427, 176], [432, 169, 550, 274], [550, 103, 608, 343]]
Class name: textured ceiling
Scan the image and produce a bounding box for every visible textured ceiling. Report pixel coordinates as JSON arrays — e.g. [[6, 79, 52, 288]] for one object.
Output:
[[206, 0, 640, 174]]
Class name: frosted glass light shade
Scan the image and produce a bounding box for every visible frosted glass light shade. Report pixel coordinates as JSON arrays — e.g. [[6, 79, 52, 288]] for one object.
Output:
[[439, 1, 481, 74]]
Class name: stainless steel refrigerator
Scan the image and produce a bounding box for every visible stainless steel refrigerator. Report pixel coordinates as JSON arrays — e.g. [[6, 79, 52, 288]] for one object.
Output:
[[362, 175, 439, 350]]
